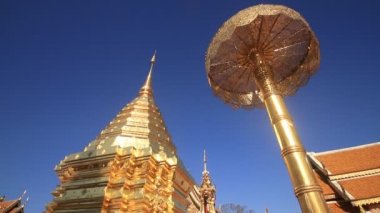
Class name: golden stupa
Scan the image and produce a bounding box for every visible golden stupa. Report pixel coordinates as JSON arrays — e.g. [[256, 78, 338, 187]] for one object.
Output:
[[45, 53, 197, 213]]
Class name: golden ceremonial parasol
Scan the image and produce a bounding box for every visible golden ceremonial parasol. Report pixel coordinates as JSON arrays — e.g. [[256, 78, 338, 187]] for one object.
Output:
[[206, 4, 329, 212]]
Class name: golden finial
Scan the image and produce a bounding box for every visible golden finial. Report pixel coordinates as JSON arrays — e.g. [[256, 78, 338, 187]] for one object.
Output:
[[203, 149, 207, 172], [140, 50, 156, 94], [150, 50, 156, 63]]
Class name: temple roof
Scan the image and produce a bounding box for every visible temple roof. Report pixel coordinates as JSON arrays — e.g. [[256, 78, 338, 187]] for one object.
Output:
[[313, 171, 335, 197], [308, 142, 380, 211], [313, 143, 380, 175], [0, 197, 24, 213], [63, 52, 177, 162], [325, 202, 358, 213], [339, 175, 380, 200]]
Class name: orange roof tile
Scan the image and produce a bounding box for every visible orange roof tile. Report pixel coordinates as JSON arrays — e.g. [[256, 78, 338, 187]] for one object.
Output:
[[327, 202, 359, 213], [315, 143, 380, 175], [339, 174, 380, 200], [310, 143, 380, 212], [314, 171, 335, 196], [0, 199, 20, 212]]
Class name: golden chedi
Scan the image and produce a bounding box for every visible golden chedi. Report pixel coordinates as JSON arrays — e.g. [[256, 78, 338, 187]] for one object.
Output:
[[45, 52, 196, 213]]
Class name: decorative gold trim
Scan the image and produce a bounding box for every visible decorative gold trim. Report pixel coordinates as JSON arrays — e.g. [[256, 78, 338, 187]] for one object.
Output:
[[330, 168, 380, 181], [294, 185, 322, 197], [281, 146, 304, 158], [352, 197, 380, 207], [271, 114, 293, 125]]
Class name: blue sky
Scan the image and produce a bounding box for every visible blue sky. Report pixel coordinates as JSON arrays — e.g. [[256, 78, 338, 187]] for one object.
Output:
[[1, 0, 380, 212]]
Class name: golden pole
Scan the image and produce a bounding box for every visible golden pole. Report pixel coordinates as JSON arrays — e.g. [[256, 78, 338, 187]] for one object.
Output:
[[254, 54, 329, 213]]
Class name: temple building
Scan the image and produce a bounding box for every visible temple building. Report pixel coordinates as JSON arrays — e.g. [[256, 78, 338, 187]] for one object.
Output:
[[308, 142, 380, 213], [45, 53, 197, 212], [0, 192, 27, 213], [0, 198, 24, 213]]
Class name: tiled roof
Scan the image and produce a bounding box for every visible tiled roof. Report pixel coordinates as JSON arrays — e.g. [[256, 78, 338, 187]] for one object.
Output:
[[0, 201, 14, 208], [327, 202, 359, 213], [0, 199, 22, 213], [308, 142, 380, 212], [314, 143, 380, 175], [339, 174, 380, 200], [314, 171, 335, 196]]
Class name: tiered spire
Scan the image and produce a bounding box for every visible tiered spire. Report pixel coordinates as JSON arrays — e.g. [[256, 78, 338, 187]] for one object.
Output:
[[199, 150, 216, 213], [59, 51, 176, 162], [46, 52, 196, 213], [203, 149, 207, 173], [92, 50, 175, 155], [140, 51, 156, 95], [203, 150, 207, 172]]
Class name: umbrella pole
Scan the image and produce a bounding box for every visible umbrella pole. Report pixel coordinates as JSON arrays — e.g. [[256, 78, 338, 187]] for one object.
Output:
[[264, 94, 329, 212], [254, 55, 330, 213]]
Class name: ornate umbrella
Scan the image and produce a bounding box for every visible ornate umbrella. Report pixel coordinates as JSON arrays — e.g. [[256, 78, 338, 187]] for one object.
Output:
[[206, 4, 320, 108], [206, 4, 329, 212]]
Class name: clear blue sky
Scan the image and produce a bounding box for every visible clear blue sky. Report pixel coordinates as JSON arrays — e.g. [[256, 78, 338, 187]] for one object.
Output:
[[1, 1, 380, 212]]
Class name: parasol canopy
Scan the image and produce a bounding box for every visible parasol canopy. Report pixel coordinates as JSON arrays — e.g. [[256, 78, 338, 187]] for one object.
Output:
[[206, 4, 320, 109]]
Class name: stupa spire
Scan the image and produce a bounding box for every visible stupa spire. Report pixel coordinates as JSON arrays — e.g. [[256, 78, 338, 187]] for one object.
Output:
[[45, 52, 196, 213], [203, 149, 207, 173], [140, 50, 156, 95]]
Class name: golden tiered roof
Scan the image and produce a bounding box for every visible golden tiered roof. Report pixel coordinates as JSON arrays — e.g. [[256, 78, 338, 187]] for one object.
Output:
[[46, 52, 195, 213], [94, 52, 176, 154], [61, 52, 176, 163]]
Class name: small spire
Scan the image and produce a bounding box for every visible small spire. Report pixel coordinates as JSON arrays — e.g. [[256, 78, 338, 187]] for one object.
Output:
[[200, 149, 216, 213], [140, 50, 156, 94], [151, 50, 156, 63], [203, 149, 207, 172]]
